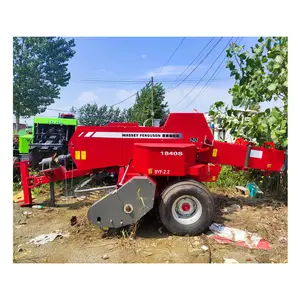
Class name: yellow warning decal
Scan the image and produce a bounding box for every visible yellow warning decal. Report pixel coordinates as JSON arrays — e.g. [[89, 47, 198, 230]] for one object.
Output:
[[212, 176, 216, 181], [75, 151, 80, 160], [81, 151, 86, 160], [148, 168, 153, 175], [267, 164, 272, 168], [212, 149, 218, 157]]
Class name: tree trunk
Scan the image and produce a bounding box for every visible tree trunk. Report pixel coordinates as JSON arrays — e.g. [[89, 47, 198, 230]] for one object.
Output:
[[15, 114, 20, 133]]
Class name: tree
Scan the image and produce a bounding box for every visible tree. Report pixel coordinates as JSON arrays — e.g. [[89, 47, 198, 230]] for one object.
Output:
[[209, 37, 287, 149], [209, 37, 288, 197], [71, 104, 128, 126], [127, 82, 169, 125], [13, 37, 76, 131]]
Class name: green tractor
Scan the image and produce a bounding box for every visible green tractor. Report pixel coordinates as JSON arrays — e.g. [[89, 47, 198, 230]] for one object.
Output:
[[29, 113, 77, 169], [13, 128, 33, 181], [13, 129, 33, 161], [14, 113, 77, 169]]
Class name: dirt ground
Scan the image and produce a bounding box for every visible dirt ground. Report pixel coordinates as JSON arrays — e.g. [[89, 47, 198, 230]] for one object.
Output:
[[13, 187, 288, 263]]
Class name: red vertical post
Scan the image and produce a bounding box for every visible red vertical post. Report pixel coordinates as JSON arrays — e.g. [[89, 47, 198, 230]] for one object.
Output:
[[19, 161, 33, 206], [117, 167, 125, 187]]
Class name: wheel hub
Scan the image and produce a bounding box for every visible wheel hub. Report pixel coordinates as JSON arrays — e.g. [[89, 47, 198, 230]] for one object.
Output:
[[182, 203, 191, 211], [171, 195, 202, 225]]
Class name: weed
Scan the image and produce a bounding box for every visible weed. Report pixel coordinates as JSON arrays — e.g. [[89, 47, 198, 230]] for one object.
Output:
[[207, 166, 249, 188]]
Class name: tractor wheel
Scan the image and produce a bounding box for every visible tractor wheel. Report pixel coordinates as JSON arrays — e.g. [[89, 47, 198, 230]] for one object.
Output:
[[159, 180, 215, 236]]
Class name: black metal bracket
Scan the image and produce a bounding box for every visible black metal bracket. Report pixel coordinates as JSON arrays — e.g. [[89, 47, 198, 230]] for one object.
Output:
[[49, 182, 56, 207], [280, 150, 288, 173], [29, 143, 64, 148], [244, 143, 252, 169]]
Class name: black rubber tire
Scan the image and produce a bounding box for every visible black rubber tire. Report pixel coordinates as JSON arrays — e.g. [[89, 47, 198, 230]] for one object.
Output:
[[159, 180, 215, 236]]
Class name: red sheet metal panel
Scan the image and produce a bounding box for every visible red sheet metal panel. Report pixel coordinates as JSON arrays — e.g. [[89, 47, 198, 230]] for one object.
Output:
[[69, 113, 213, 171], [133, 143, 197, 176], [199, 141, 285, 172]]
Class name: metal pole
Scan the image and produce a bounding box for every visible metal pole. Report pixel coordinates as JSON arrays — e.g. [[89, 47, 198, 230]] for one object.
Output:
[[49, 182, 56, 207], [244, 143, 252, 169], [151, 76, 154, 126]]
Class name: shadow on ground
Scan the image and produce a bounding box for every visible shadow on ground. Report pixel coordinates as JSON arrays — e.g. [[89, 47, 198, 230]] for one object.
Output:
[[211, 191, 287, 224]]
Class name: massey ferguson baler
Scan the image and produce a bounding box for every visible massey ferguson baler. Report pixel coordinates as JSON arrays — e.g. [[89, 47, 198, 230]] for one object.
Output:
[[15, 112, 287, 236]]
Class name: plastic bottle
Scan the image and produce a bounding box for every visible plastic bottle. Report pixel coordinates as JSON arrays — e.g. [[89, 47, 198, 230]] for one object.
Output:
[[32, 205, 44, 209]]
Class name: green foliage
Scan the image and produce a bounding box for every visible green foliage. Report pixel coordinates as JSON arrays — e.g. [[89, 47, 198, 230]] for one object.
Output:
[[207, 166, 249, 188], [13, 182, 21, 192], [127, 82, 169, 125], [71, 104, 128, 126], [13, 37, 76, 130], [209, 37, 288, 149], [71, 82, 169, 126]]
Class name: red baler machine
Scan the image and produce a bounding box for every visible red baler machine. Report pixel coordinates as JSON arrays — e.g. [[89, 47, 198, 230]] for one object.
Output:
[[15, 113, 287, 235]]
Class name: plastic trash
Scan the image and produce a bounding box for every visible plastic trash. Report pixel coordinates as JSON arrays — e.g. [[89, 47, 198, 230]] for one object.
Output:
[[222, 204, 241, 214], [32, 205, 44, 209], [208, 223, 270, 250], [224, 258, 239, 264], [246, 182, 263, 198], [28, 230, 69, 245], [201, 245, 209, 252]]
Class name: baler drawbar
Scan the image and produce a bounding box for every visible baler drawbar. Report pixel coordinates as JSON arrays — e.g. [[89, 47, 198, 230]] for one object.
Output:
[[14, 112, 286, 235]]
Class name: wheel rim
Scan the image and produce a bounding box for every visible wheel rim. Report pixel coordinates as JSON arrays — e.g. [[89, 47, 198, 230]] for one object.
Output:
[[171, 195, 202, 225]]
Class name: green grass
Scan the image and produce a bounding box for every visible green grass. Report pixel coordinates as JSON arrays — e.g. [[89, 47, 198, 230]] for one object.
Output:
[[13, 175, 82, 195], [206, 165, 249, 189]]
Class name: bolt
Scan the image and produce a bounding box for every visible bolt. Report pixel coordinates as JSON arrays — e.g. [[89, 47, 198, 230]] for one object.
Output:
[[125, 205, 132, 213]]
